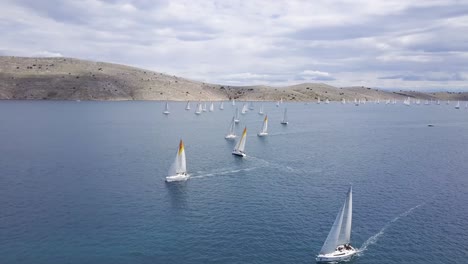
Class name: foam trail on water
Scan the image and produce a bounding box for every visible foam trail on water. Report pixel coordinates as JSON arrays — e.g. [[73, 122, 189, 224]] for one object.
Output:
[[358, 202, 425, 255], [191, 167, 259, 179]]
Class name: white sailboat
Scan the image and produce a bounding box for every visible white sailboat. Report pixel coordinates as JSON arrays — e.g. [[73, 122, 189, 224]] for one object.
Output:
[[258, 104, 264, 115], [185, 101, 191, 110], [325, 99, 330, 104], [257, 115, 268, 137], [354, 98, 359, 106], [225, 116, 237, 139], [163, 102, 170, 115], [209, 102, 214, 112], [341, 98, 346, 104], [234, 107, 240, 123], [232, 127, 247, 157], [165, 140, 189, 182], [219, 101, 224, 110], [316, 186, 356, 262], [276, 101, 280, 107], [241, 103, 248, 114], [317, 97, 321, 104], [281, 108, 288, 125], [249, 102, 255, 110], [437, 100, 440, 105], [232, 99, 236, 106], [195, 102, 202, 115], [202, 103, 207, 112], [455, 101, 460, 109]]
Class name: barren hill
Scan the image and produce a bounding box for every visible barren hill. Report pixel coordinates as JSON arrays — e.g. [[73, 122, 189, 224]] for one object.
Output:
[[1, 56, 467, 101]]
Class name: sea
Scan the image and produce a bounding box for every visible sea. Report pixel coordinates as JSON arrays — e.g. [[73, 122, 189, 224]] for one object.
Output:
[[1, 100, 467, 264]]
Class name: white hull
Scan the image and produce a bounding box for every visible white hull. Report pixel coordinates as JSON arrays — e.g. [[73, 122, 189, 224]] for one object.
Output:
[[316, 247, 357, 262], [225, 134, 237, 139], [257, 132, 268, 137], [195, 111, 201, 115], [234, 119, 240, 123], [281, 121, 288, 125], [163, 111, 170, 115], [165, 173, 190, 182], [232, 150, 246, 157]]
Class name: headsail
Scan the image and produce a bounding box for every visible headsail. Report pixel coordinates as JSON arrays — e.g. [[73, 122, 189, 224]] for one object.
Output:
[[320, 186, 353, 254], [168, 140, 187, 176]]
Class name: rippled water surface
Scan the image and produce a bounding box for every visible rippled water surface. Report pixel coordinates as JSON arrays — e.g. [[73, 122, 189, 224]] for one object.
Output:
[[1, 101, 467, 264]]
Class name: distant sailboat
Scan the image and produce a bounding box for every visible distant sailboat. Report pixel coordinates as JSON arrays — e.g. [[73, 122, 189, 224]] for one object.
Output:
[[232, 127, 247, 157], [220, 101, 224, 110], [447, 100, 450, 105], [165, 140, 189, 182], [276, 101, 280, 107], [316, 186, 356, 262], [354, 98, 359, 106], [258, 104, 264, 115], [209, 102, 214, 112], [234, 107, 240, 123], [241, 103, 248, 114], [195, 102, 202, 115], [202, 103, 207, 112], [341, 98, 346, 104], [325, 99, 330, 104], [281, 108, 288, 125], [317, 97, 321, 104], [225, 116, 237, 139], [455, 101, 460, 109], [185, 101, 191, 110], [249, 102, 255, 110], [163, 102, 170, 115], [257, 115, 268, 137], [232, 99, 236, 106], [437, 100, 440, 105]]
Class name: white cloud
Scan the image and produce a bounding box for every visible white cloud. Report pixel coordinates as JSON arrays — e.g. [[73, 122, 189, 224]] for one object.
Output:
[[1, 0, 468, 90]]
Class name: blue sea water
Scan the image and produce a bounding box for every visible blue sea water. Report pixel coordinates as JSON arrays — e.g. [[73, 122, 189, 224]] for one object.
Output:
[[1, 100, 467, 264]]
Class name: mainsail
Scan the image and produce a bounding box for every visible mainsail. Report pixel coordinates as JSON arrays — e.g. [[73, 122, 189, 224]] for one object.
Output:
[[282, 108, 288, 123], [234, 127, 247, 152], [320, 186, 353, 254], [260, 115, 268, 133]]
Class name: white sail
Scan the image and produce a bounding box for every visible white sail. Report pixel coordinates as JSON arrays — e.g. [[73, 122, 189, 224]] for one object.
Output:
[[259, 115, 268, 134], [234, 107, 240, 123], [168, 140, 187, 176], [209, 102, 214, 112], [258, 104, 264, 115], [281, 108, 288, 124], [342, 98, 346, 104], [455, 101, 460, 109], [232, 99, 235, 106], [220, 102, 224, 110], [234, 127, 247, 152], [203, 103, 207, 112], [195, 102, 202, 114], [241, 103, 248, 114], [163, 102, 170, 114], [185, 101, 190, 110], [317, 97, 321, 104], [225, 116, 237, 139], [325, 99, 330, 104], [320, 186, 353, 255]]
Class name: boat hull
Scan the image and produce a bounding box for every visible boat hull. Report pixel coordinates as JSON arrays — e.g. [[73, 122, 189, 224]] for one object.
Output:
[[165, 174, 190, 182], [163, 111, 170, 115], [316, 248, 357, 262], [225, 134, 237, 139], [281, 122, 288, 125], [232, 150, 246, 157], [257, 132, 268, 137]]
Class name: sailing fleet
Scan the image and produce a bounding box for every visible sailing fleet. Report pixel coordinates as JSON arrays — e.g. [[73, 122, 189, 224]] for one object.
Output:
[[161, 98, 465, 262]]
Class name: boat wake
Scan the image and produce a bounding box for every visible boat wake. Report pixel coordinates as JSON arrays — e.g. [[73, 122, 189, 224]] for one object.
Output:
[[191, 167, 259, 179], [358, 202, 425, 255], [247, 156, 297, 173]]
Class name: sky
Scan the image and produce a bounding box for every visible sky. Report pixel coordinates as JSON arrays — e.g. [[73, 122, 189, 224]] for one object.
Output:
[[1, 0, 468, 90]]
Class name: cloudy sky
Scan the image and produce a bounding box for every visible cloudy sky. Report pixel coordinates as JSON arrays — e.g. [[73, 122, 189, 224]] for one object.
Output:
[[1, 0, 468, 90]]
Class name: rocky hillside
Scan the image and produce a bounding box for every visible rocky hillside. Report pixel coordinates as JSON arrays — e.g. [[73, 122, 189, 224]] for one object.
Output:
[[1, 56, 467, 101]]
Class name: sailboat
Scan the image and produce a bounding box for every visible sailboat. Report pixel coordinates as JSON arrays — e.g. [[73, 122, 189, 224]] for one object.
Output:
[[185, 101, 191, 110], [316, 186, 356, 262], [209, 102, 214, 112], [317, 97, 321, 104], [258, 104, 264, 115], [354, 98, 359, 106], [281, 108, 288, 125], [225, 116, 237, 139], [165, 140, 189, 182], [241, 103, 248, 114], [325, 99, 330, 104], [195, 102, 202, 115], [249, 102, 255, 110], [163, 102, 170, 114], [219, 101, 224, 110], [234, 107, 240, 123], [341, 98, 346, 104], [232, 127, 247, 157], [276, 101, 280, 107], [437, 100, 440, 105], [232, 99, 236, 106], [202, 103, 207, 112], [455, 101, 460, 109], [257, 115, 268, 137]]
